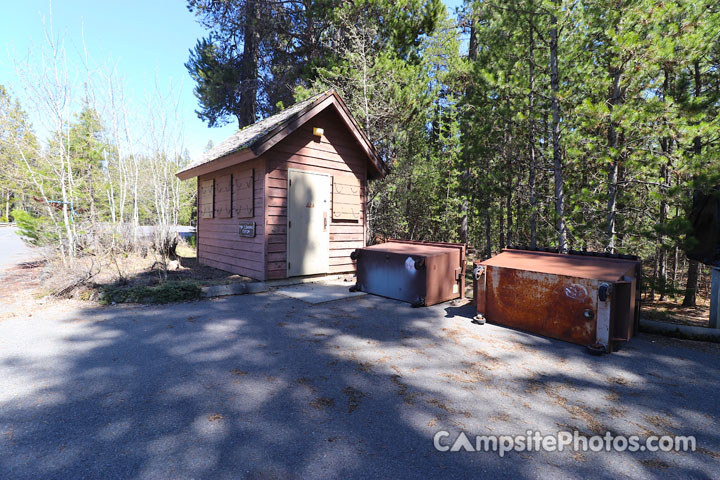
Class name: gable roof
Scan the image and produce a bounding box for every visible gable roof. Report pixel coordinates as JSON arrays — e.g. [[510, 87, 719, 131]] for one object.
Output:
[[176, 89, 387, 180]]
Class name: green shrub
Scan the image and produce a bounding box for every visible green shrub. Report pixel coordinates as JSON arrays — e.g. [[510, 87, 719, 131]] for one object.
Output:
[[100, 280, 203, 305], [11, 209, 42, 245]]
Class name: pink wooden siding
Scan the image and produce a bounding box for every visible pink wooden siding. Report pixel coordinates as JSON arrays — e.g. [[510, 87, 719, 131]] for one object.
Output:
[[197, 156, 266, 279], [264, 107, 367, 280]]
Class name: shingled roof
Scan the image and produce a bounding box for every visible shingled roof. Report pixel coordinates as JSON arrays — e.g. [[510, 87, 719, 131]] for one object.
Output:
[[177, 89, 387, 180]]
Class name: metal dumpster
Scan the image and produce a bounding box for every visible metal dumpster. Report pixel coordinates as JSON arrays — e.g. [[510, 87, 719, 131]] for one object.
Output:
[[351, 239, 466, 306], [473, 248, 641, 353]]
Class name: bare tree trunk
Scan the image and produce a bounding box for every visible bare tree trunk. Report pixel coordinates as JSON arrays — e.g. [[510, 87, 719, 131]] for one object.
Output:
[[650, 253, 657, 301], [658, 72, 672, 301], [237, 0, 259, 128], [505, 122, 513, 246], [550, 7, 567, 252], [683, 61, 703, 307], [683, 260, 700, 307], [672, 244, 678, 294], [499, 199, 506, 248], [459, 8, 477, 246], [506, 182, 513, 246], [459, 197, 469, 245], [528, 5, 537, 249], [468, 8, 478, 63], [658, 154, 669, 300], [606, 66, 623, 253], [485, 206, 491, 258]]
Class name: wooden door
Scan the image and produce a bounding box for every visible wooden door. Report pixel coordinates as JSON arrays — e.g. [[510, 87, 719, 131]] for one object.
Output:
[[287, 169, 330, 276]]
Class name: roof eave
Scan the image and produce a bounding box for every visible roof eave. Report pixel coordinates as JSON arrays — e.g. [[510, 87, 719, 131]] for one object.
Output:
[[175, 148, 255, 181], [176, 89, 388, 180]]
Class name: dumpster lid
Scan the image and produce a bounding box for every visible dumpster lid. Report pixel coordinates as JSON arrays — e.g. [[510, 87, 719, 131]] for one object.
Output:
[[361, 242, 459, 257], [479, 249, 637, 281]]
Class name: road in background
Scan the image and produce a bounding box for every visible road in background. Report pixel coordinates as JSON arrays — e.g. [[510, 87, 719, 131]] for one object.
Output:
[[0, 226, 33, 274]]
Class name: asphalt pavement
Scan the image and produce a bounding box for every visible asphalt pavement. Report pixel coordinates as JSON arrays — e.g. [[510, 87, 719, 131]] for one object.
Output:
[[0, 226, 33, 274], [0, 288, 718, 479]]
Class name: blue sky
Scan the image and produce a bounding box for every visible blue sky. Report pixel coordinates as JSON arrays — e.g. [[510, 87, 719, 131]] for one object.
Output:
[[1, 0, 464, 159]]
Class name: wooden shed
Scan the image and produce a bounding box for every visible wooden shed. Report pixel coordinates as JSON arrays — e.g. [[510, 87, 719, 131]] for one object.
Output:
[[176, 90, 387, 281]]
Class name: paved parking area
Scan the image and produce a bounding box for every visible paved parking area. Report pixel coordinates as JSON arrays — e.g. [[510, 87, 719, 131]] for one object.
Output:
[[0, 290, 718, 479], [272, 278, 366, 304]]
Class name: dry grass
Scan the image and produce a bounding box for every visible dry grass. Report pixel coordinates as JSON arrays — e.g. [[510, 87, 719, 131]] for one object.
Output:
[[33, 243, 259, 305], [0, 261, 46, 318], [642, 298, 711, 328], [27, 241, 255, 304]]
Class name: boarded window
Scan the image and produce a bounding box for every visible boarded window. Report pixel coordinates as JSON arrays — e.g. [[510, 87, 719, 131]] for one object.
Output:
[[215, 174, 232, 218], [200, 179, 214, 219], [234, 168, 254, 218], [332, 176, 362, 221]]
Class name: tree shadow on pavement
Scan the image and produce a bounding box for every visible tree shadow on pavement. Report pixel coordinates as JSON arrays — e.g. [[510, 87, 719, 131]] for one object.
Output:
[[0, 291, 718, 479]]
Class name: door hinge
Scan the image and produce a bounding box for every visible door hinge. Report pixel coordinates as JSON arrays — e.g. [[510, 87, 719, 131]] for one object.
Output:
[[288, 262, 291, 270], [289, 220, 292, 228]]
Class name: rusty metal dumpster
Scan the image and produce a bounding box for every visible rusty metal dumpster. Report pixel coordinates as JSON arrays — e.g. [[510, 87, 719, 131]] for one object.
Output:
[[473, 248, 641, 353], [351, 239, 466, 306]]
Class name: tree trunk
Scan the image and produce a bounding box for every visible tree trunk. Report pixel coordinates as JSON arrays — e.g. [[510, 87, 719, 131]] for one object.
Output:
[[650, 252, 657, 301], [658, 72, 672, 301], [485, 207, 491, 258], [499, 200, 505, 249], [672, 245, 678, 294], [506, 187, 512, 246], [505, 123, 513, 247], [549, 8, 567, 252], [683, 260, 700, 307], [468, 13, 478, 62], [658, 153, 669, 300], [657, 148, 668, 301], [237, 0, 259, 128], [606, 67, 622, 253], [658, 248, 667, 301], [459, 197, 469, 245], [528, 6, 537, 249], [459, 8, 477, 245], [683, 61, 703, 307]]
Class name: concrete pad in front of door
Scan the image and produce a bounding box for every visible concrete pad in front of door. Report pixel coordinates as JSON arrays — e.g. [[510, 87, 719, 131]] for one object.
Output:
[[272, 279, 366, 304]]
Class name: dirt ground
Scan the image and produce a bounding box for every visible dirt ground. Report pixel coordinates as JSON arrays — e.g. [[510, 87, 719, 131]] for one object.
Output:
[[94, 244, 254, 288], [124, 244, 254, 286], [0, 243, 257, 316], [641, 298, 712, 328]]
